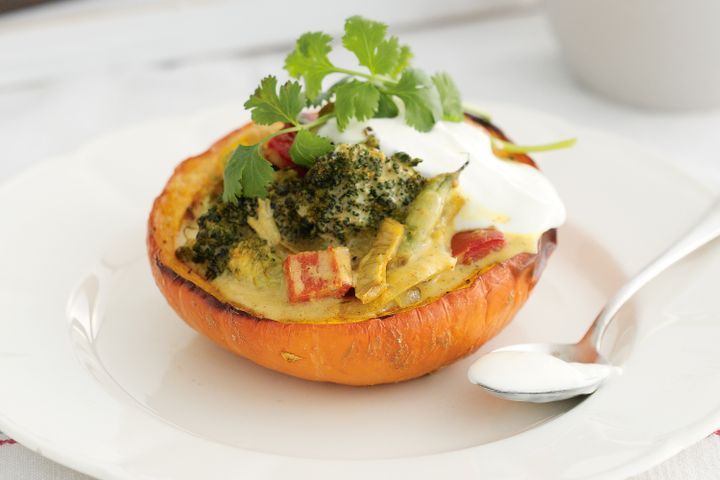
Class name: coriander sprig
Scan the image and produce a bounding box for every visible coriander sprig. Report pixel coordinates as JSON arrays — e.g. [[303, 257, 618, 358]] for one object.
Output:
[[223, 16, 463, 201], [285, 17, 460, 130]]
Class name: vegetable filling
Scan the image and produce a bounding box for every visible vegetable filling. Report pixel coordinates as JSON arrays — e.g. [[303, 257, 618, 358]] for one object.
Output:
[[171, 15, 558, 321]]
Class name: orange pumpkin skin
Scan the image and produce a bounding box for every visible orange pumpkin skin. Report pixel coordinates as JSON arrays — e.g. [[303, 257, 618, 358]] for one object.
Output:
[[147, 117, 557, 386]]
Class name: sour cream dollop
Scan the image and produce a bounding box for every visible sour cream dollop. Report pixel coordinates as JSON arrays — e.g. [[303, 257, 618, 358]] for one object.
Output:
[[319, 118, 566, 235], [468, 350, 616, 394]]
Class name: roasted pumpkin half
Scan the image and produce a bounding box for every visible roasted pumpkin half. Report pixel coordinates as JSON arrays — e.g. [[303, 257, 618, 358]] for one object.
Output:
[[147, 15, 568, 385], [147, 114, 557, 385]]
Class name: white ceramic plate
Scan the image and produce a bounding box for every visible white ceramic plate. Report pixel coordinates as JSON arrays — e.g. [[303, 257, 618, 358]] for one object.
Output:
[[1, 104, 719, 480]]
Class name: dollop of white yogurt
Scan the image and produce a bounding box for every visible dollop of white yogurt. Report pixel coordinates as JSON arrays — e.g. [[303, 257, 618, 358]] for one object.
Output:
[[467, 350, 615, 393], [319, 118, 566, 235]]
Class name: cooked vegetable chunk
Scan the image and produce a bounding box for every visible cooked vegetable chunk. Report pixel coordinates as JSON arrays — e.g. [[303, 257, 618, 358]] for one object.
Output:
[[247, 198, 282, 247], [355, 217, 405, 303], [377, 249, 456, 307], [451, 229, 506, 264], [380, 186, 464, 307], [283, 247, 353, 303], [394, 170, 459, 265]]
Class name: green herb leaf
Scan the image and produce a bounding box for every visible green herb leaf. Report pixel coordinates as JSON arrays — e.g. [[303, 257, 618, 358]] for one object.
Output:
[[374, 36, 404, 77], [290, 130, 334, 167], [244, 76, 305, 126], [385, 68, 442, 132], [284, 32, 336, 101], [342, 16, 407, 76], [309, 76, 351, 107], [375, 92, 399, 118], [432, 72, 463, 121], [391, 45, 413, 78], [334, 80, 380, 130], [222, 144, 275, 201]]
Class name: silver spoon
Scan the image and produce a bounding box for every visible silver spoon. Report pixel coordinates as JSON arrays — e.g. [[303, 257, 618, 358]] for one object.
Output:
[[469, 198, 720, 403]]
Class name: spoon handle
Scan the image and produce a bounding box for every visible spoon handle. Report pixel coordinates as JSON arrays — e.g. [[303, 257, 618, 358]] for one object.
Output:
[[583, 198, 720, 355]]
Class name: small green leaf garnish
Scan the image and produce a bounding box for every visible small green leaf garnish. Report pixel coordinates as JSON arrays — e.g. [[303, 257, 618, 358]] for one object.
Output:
[[432, 72, 463, 122], [375, 92, 399, 118], [222, 144, 275, 200], [284, 32, 335, 101], [334, 81, 380, 130], [391, 45, 413, 79], [492, 137, 577, 154], [244, 76, 305, 126], [342, 16, 404, 76], [385, 69, 442, 132], [309, 76, 350, 107], [289, 130, 334, 167]]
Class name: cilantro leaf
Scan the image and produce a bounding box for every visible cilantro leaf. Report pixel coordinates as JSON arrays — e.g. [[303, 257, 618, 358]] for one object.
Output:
[[334, 80, 380, 130], [309, 76, 351, 107], [289, 130, 334, 167], [391, 45, 412, 78], [374, 36, 403, 76], [284, 32, 336, 101], [222, 144, 274, 201], [342, 16, 405, 76], [375, 92, 399, 118], [432, 72, 463, 121], [385, 69, 442, 132], [244, 76, 305, 126]]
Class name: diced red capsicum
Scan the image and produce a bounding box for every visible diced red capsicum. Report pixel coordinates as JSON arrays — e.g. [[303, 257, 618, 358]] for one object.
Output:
[[264, 130, 297, 170], [283, 247, 353, 303], [451, 229, 506, 265]]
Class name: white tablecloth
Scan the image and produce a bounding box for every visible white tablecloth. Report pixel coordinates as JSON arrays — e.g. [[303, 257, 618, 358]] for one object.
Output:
[[1, 1, 719, 479]]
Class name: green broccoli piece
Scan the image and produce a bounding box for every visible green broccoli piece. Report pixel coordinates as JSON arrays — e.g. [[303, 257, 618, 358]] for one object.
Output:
[[270, 143, 425, 242], [177, 197, 257, 279]]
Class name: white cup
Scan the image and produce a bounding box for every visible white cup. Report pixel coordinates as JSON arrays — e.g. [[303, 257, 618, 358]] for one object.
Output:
[[544, 0, 720, 109]]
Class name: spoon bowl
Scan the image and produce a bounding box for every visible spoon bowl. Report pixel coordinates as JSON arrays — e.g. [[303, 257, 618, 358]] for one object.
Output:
[[468, 345, 614, 403]]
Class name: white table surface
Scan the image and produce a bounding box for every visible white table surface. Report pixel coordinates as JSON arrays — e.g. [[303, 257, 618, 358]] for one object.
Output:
[[1, 1, 719, 479]]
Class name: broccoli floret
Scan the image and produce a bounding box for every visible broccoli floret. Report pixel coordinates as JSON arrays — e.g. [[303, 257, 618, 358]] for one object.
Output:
[[227, 237, 282, 287], [267, 170, 316, 241], [177, 197, 256, 279], [270, 143, 425, 242]]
